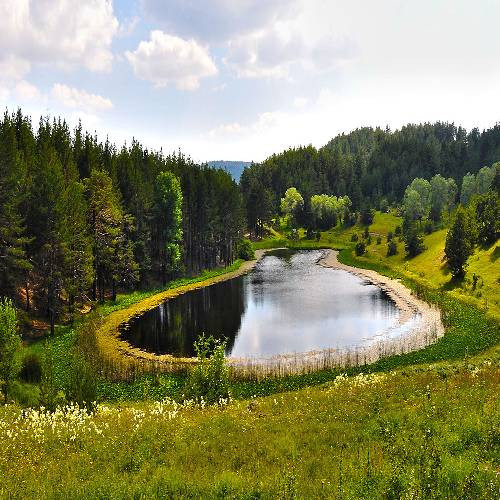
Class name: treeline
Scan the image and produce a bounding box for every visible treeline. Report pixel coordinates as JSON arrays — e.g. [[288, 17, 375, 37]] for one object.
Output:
[[0, 110, 244, 332], [241, 122, 500, 231]]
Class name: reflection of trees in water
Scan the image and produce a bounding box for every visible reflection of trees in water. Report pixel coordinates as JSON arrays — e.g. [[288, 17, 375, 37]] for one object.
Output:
[[123, 277, 246, 357]]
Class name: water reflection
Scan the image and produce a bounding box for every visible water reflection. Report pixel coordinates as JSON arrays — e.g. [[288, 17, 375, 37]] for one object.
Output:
[[120, 250, 401, 358]]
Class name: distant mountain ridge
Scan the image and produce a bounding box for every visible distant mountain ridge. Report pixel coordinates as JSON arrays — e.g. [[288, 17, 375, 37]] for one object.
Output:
[[207, 160, 252, 182]]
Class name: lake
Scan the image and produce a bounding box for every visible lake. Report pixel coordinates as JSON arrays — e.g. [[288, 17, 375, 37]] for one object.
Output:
[[120, 249, 406, 358]]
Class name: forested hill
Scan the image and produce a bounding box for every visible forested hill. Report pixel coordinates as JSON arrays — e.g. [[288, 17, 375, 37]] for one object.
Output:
[[241, 122, 500, 211], [0, 110, 245, 333], [207, 160, 252, 181]]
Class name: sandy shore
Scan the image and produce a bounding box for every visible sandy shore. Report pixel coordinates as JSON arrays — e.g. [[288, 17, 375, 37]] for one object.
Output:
[[228, 249, 445, 378]]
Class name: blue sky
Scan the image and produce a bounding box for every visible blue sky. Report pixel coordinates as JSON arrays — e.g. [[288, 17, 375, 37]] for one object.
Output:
[[1, 0, 500, 162]]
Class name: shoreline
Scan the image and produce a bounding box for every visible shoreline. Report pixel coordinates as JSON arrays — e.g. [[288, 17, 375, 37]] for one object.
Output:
[[97, 247, 445, 379]]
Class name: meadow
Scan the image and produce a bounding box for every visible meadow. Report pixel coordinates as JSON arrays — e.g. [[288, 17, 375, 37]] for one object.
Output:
[[1, 211, 499, 498]]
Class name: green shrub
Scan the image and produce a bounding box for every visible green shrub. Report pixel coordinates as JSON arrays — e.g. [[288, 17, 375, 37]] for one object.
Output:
[[355, 242, 366, 256], [9, 381, 40, 407], [387, 240, 398, 256], [351, 233, 359, 242], [387, 231, 393, 242], [236, 239, 255, 260], [67, 350, 97, 410], [376, 236, 382, 245], [39, 344, 66, 411], [183, 334, 230, 404], [0, 297, 21, 403], [19, 353, 42, 383], [395, 225, 402, 236]]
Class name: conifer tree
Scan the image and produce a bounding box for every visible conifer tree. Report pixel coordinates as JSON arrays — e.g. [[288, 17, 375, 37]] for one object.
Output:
[[445, 206, 475, 278]]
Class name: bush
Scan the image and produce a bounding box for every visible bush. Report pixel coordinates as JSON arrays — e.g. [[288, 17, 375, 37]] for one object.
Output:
[[19, 353, 42, 383], [0, 297, 21, 403], [355, 242, 366, 256], [39, 344, 66, 411], [424, 219, 434, 234], [315, 231, 321, 242], [184, 335, 230, 404], [387, 240, 398, 256], [236, 239, 255, 260], [9, 381, 40, 407], [350, 233, 359, 242], [67, 351, 97, 410], [387, 231, 393, 242], [395, 225, 402, 236], [306, 227, 315, 239], [376, 236, 382, 245], [360, 205, 375, 225], [363, 226, 370, 239]]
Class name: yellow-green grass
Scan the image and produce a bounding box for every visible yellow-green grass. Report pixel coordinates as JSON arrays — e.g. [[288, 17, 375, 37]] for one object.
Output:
[[1, 359, 498, 498]]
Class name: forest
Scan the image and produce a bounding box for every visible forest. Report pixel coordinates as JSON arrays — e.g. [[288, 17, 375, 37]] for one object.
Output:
[[0, 110, 245, 334], [241, 122, 500, 235]]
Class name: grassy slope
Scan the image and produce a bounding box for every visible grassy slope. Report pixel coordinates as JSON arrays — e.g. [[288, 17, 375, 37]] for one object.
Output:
[[1, 362, 498, 498], [2, 213, 499, 498]]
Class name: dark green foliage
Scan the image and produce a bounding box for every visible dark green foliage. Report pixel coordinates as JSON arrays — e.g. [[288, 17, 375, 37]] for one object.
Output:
[[424, 219, 434, 234], [395, 225, 402, 236], [387, 231, 393, 242], [445, 206, 475, 279], [472, 191, 499, 246], [355, 242, 366, 256], [403, 219, 425, 257], [19, 353, 42, 383], [0, 113, 31, 299], [387, 241, 398, 256], [351, 233, 359, 242], [236, 239, 255, 260], [376, 236, 382, 245], [360, 205, 375, 225], [0, 110, 245, 325], [183, 335, 230, 404], [363, 226, 370, 239]]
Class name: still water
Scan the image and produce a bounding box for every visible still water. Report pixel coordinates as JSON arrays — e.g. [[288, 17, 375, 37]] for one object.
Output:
[[120, 249, 402, 358]]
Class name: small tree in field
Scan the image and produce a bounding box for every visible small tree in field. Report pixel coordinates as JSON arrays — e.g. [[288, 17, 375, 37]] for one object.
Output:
[[445, 206, 475, 279], [0, 298, 21, 403]]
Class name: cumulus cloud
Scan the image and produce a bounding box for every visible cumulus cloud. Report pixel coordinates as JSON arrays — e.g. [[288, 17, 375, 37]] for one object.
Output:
[[125, 31, 218, 90], [0, 0, 119, 82], [14, 80, 40, 100], [141, 0, 296, 42], [225, 26, 356, 79], [51, 84, 113, 112]]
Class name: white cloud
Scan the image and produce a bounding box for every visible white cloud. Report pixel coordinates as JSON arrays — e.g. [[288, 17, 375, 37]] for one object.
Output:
[[125, 31, 218, 90], [225, 24, 356, 79], [0, 0, 119, 80], [51, 84, 113, 112], [14, 80, 40, 100]]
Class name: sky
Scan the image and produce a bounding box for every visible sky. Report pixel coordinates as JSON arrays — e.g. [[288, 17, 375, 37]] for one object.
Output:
[[1, 0, 500, 163]]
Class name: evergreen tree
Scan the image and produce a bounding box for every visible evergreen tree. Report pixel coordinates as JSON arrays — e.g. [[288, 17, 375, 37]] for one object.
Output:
[[0, 114, 31, 299], [153, 171, 183, 284], [445, 206, 475, 278]]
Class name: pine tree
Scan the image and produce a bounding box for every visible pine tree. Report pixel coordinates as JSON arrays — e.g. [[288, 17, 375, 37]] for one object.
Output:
[[0, 113, 31, 299], [445, 206, 475, 279]]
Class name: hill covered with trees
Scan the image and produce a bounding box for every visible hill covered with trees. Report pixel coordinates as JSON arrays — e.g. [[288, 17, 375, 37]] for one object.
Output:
[[241, 122, 500, 232]]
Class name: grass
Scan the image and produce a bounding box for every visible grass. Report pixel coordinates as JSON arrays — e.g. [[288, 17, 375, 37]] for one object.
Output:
[[1, 360, 498, 498], [3, 212, 499, 498]]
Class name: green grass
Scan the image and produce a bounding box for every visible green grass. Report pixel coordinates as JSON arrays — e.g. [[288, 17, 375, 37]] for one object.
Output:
[[1, 361, 498, 498], [3, 212, 499, 498]]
